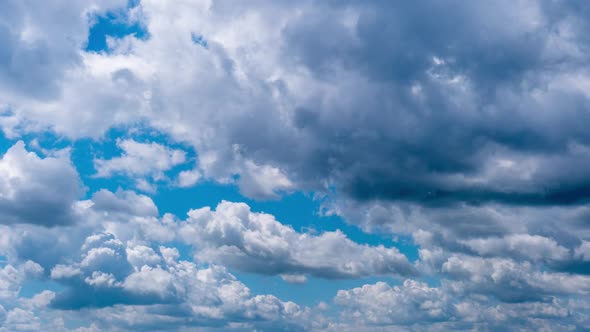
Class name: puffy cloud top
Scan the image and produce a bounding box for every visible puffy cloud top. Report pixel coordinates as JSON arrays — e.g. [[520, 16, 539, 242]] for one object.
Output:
[[0, 141, 81, 226], [180, 201, 417, 279]]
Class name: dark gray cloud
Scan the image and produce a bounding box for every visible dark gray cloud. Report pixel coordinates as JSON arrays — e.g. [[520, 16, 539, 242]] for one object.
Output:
[[215, 0, 590, 207], [5, 0, 590, 209]]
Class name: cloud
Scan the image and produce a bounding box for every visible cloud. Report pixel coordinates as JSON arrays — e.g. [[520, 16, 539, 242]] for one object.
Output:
[[179, 201, 417, 279], [280, 274, 307, 284], [90, 189, 159, 217], [237, 160, 294, 200], [333, 278, 587, 331], [2, 1, 590, 330], [460, 234, 570, 262], [0, 184, 588, 330], [0, 0, 127, 100], [176, 168, 202, 188], [103, 0, 590, 208], [335, 280, 455, 326], [441, 255, 590, 302], [0, 260, 51, 331], [94, 139, 186, 178], [0, 141, 82, 226], [1, 0, 590, 208], [0, 230, 321, 331], [0, 189, 161, 271], [94, 139, 187, 191], [575, 241, 590, 261], [44, 232, 319, 330], [4, 0, 590, 208], [328, 199, 590, 270]]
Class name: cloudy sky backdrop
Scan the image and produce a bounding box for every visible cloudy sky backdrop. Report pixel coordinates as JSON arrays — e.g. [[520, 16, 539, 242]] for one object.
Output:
[[1, 0, 590, 331]]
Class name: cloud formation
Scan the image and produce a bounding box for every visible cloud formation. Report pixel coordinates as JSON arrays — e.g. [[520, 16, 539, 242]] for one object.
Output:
[[0, 141, 81, 226], [94, 139, 187, 192], [1, 0, 590, 330], [179, 201, 417, 279]]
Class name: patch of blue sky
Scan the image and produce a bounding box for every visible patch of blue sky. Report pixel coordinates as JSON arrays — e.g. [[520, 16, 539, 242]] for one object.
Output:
[[69, 125, 197, 198], [0, 128, 73, 161], [0, 131, 14, 154], [191, 33, 208, 48], [85, 0, 148, 53], [19, 280, 64, 298]]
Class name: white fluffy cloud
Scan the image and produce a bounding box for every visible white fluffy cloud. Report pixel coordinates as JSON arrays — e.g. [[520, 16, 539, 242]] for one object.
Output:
[[335, 280, 454, 326], [90, 188, 159, 218], [176, 168, 202, 188], [331, 199, 590, 273], [95, 139, 186, 178], [0, 187, 587, 330], [441, 255, 590, 302], [179, 201, 417, 279], [333, 278, 589, 331], [45, 231, 319, 330], [237, 160, 294, 200], [460, 234, 570, 262], [94, 139, 187, 192], [0, 141, 81, 226]]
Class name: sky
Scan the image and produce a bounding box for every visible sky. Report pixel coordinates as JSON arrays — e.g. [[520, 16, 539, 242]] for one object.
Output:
[[1, 0, 590, 331]]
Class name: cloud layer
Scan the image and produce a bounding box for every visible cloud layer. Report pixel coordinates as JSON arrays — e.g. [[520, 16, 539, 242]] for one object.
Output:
[[1, 0, 590, 330]]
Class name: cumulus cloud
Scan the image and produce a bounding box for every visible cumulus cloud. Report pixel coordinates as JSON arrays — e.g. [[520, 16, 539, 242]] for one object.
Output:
[[460, 234, 570, 262], [44, 232, 319, 330], [329, 199, 590, 271], [0, 141, 81, 226], [333, 279, 589, 331], [0, 188, 164, 272], [441, 255, 590, 302], [2, 0, 590, 208], [176, 168, 202, 188], [237, 160, 294, 200], [94, 139, 187, 191], [90, 188, 159, 217], [0, 260, 54, 331], [179, 201, 417, 279], [119, 0, 590, 208], [6, 0, 590, 207], [2, 0, 590, 330], [335, 280, 455, 326], [0, 0, 127, 101]]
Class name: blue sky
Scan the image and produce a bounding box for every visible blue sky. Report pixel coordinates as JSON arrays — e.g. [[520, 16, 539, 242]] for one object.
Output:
[[1, 1, 590, 331]]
